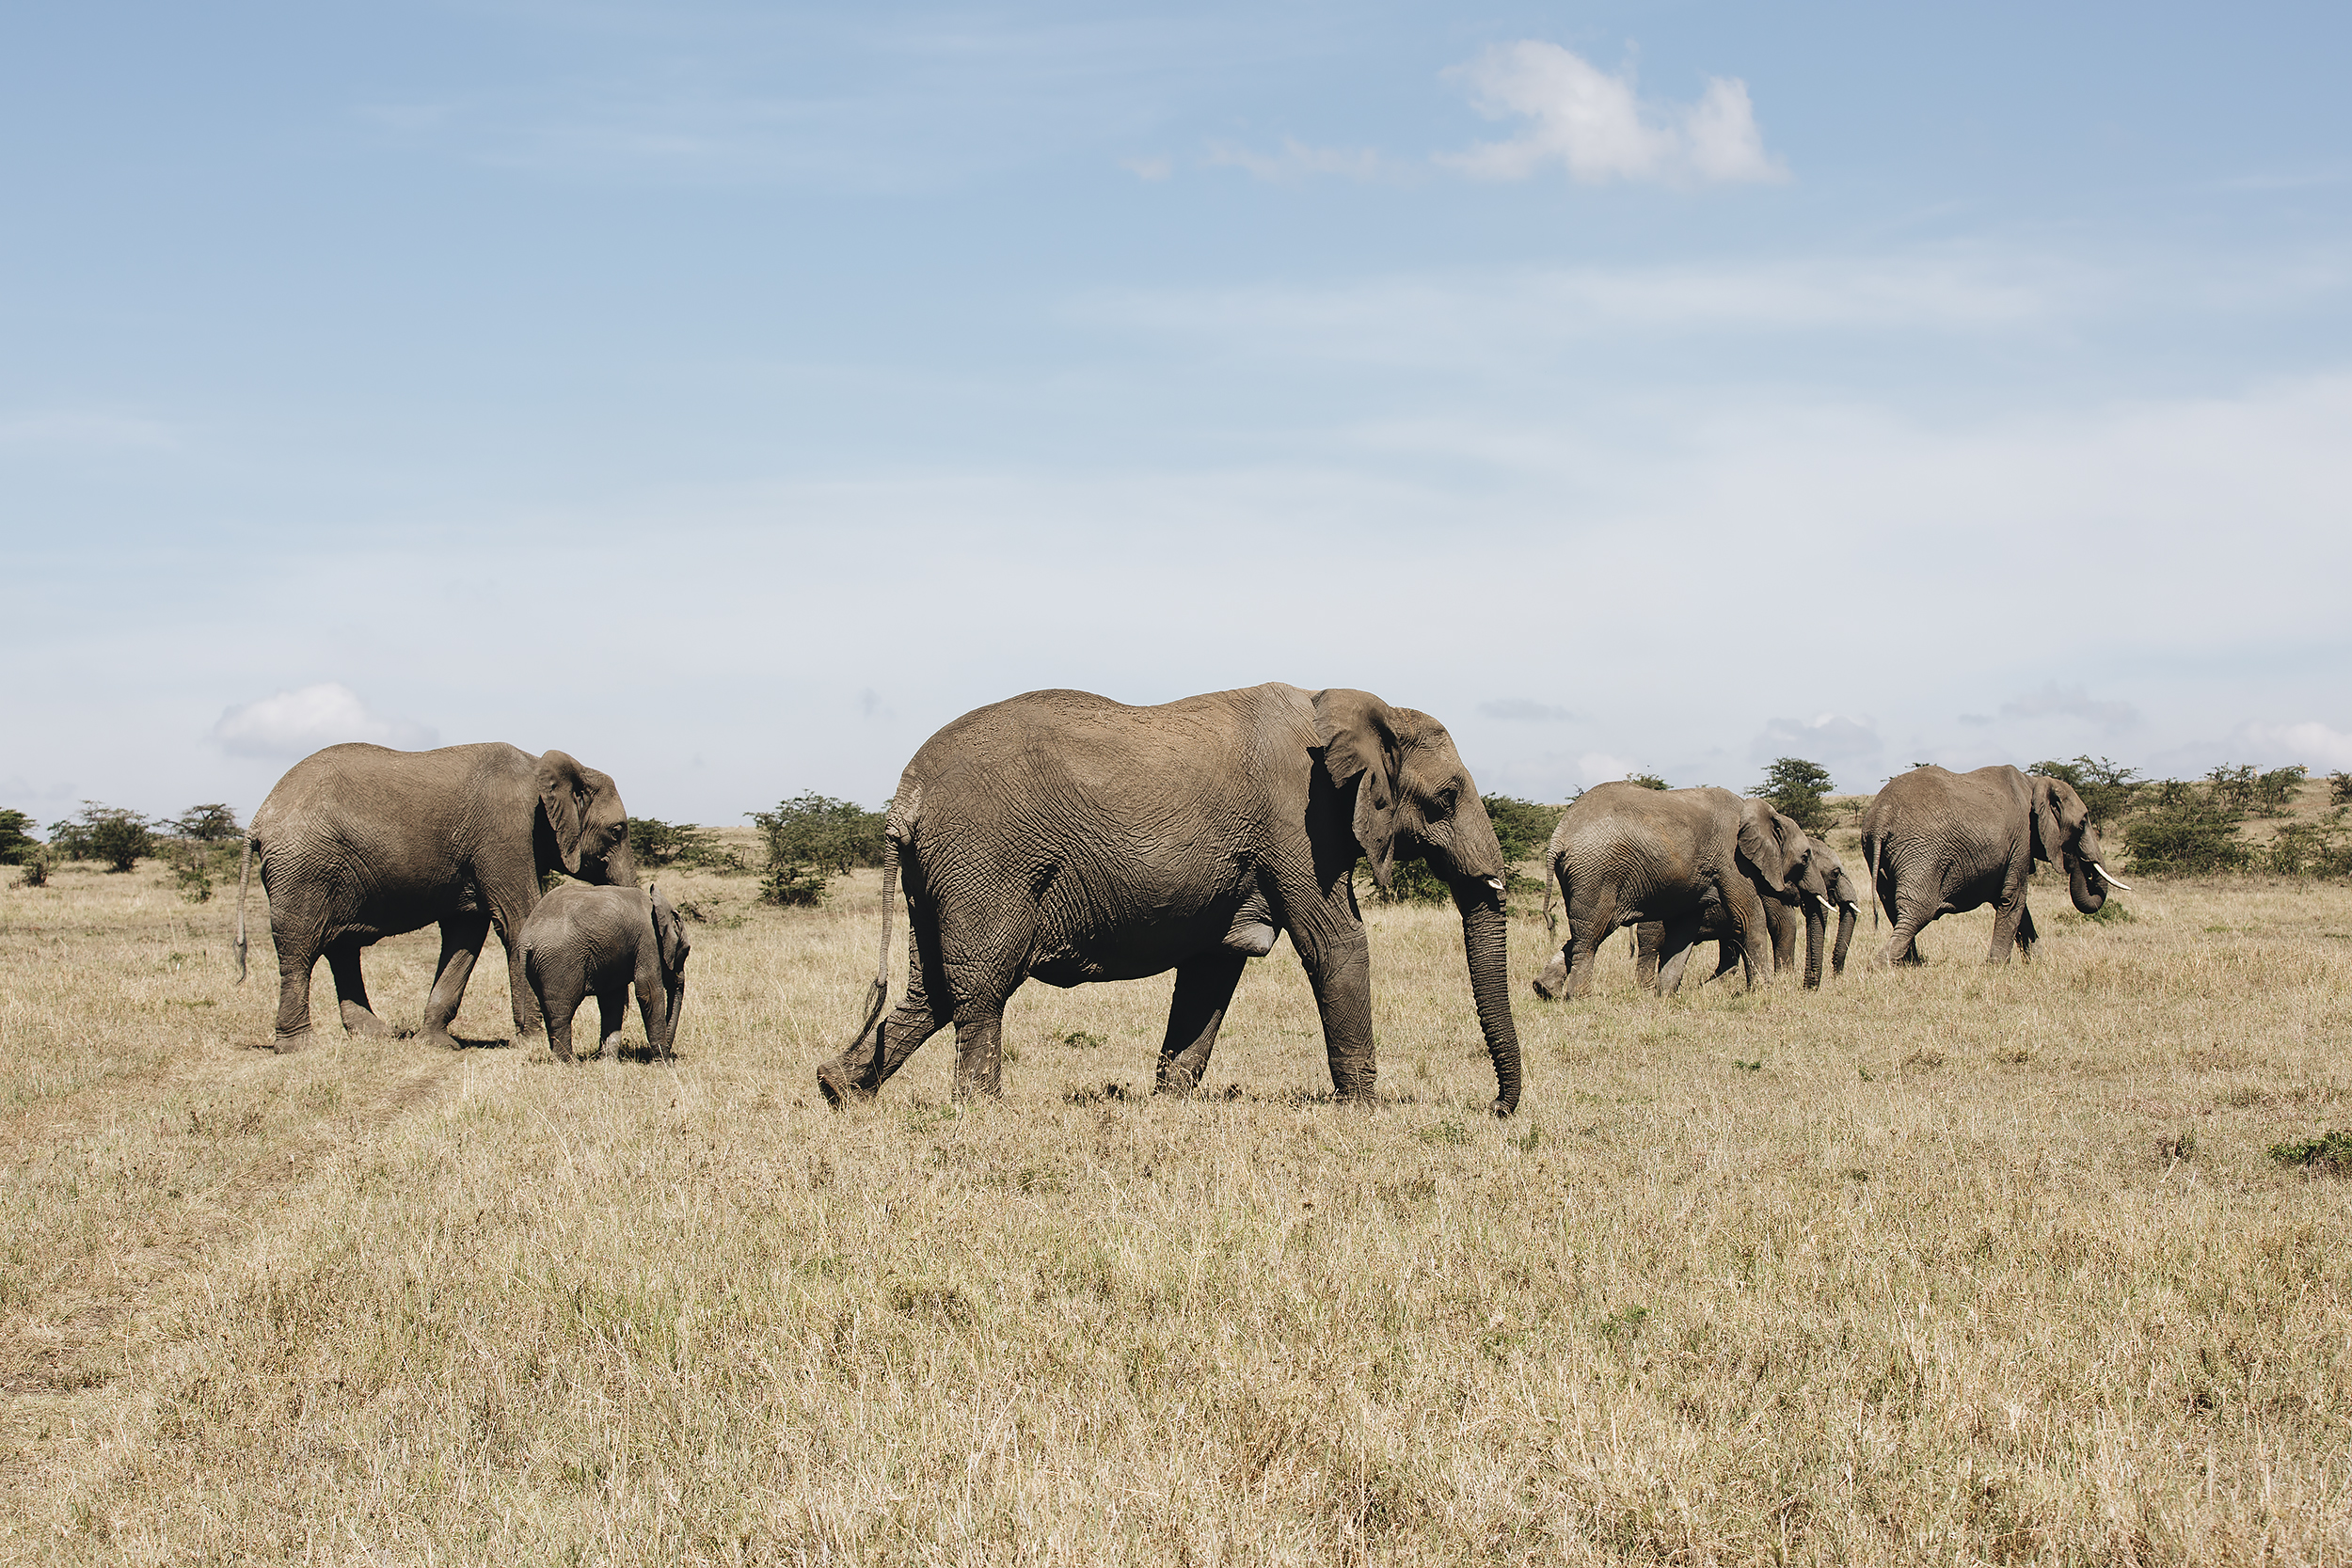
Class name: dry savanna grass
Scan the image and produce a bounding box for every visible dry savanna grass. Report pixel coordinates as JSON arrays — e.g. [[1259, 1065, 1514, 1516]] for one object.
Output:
[[4, 842, 2351, 1564]]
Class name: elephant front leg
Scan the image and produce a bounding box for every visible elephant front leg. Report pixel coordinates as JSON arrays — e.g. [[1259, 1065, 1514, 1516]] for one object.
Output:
[[326, 940, 394, 1038], [2011, 901, 2039, 960], [1155, 951, 1247, 1095], [1985, 883, 2030, 964], [1296, 923, 1376, 1103], [421, 913, 490, 1048]]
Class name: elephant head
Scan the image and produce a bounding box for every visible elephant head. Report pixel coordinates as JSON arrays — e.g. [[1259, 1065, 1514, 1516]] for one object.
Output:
[[1803, 835, 1865, 983], [537, 751, 638, 887], [2029, 775, 2115, 914], [1736, 800, 1828, 903], [1313, 689, 1521, 1115], [649, 883, 691, 1057]]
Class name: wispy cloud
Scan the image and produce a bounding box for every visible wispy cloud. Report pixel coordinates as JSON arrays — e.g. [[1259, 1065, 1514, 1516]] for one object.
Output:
[[1479, 697, 1578, 722], [1995, 683, 2138, 730], [210, 683, 437, 760], [1206, 137, 1387, 183], [1438, 41, 1785, 186], [1752, 714, 1883, 768]]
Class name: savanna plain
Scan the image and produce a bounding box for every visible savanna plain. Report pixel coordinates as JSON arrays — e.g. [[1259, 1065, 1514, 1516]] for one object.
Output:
[[3, 824, 2350, 1565]]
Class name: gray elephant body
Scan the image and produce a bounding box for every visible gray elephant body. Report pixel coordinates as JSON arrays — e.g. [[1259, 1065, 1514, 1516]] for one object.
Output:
[[1859, 764, 2110, 965], [1634, 831, 1861, 992], [1534, 784, 1821, 1001], [520, 884, 689, 1061], [240, 742, 635, 1051], [816, 684, 1522, 1113]]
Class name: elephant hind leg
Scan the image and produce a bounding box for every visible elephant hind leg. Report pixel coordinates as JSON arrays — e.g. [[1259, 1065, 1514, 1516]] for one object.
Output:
[[326, 940, 393, 1038], [272, 934, 322, 1052], [422, 912, 490, 1047], [1156, 951, 1247, 1095]]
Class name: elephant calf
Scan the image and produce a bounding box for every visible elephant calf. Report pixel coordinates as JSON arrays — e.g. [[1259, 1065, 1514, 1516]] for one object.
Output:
[[519, 884, 690, 1061]]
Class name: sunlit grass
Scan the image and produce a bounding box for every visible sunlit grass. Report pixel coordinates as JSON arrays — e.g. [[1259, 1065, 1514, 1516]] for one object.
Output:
[[3, 847, 2350, 1562]]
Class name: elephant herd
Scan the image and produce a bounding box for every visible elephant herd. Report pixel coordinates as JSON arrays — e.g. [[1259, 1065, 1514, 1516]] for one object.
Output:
[[234, 682, 2129, 1117]]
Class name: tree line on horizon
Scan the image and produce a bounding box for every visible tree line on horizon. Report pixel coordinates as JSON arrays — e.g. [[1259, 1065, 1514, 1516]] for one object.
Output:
[[10, 755, 2351, 902]]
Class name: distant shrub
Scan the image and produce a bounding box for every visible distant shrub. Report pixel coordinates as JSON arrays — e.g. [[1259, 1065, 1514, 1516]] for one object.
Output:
[[50, 803, 155, 873], [0, 808, 38, 865], [628, 816, 732, 869], [1625, 771, 1669, 791], [2126, 790, 2250, 876], [173, 847, 215, 903], [2331, 771, 2352, 806], [171, 803, 242, 843], [2252, 765, 2308, 816], [17, 848, 52, 888], [1481, 794, 1565, 863], [2260, 820, 2352, 878], [750, 794, 887, 877], [1359, 853, 1454, 906], [1747, 757, 1835, 836], [759, 862, 830, 908]]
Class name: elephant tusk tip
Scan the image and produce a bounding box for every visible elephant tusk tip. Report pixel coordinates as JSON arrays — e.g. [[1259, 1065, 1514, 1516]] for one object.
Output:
[[1486, 876, 1505, 894]]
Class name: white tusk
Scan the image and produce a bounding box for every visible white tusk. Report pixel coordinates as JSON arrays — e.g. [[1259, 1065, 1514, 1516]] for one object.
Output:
[[1486, 876, 1505, 893], [1815, 895, 1835, 913], [2090, 863, 2131, 892]]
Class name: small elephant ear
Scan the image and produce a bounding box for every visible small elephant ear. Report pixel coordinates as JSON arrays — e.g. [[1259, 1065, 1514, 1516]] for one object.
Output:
[[536, 751, 587, 876], [2029, 776, 2064, 867], [651, 884, 691, 977], [1735, 800, 1793, 894], [1312, 688, 1404, 894]]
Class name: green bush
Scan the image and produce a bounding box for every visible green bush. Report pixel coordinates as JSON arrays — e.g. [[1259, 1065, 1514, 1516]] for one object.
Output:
[[2268, 1131, 2352, 1174], [50, 803, 155, 873], [2261, 819, 2352, 878], [2254, 765, 2309, 815], [1481, 794, 1565, 864], [171, 803, 242, 843], [1747, 757, 1834, 836], [759, 862, 830, 908], [17, 848, 52, 888], [2125, 789, 2250, 875], [0, 808, 38, 865], [628, 816, 730, 869], [2331, 771, 2352, 807], [749, 794, 887, 877]]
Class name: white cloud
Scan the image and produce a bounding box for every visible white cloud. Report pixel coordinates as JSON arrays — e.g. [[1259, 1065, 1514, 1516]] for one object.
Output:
[[1439, 41, 1786, 186], [1997, 683, 2139, 730], [1120, 154, 1172, 181], [209, 683, 437, 760], [2231, 721, 2352, 772], [1479, 697, 1578, 722], [1206, 137, 1387, 183]]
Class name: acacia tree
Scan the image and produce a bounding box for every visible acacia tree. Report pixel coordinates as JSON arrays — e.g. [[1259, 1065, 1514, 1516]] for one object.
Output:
[[1747, 758, 1835, 836]]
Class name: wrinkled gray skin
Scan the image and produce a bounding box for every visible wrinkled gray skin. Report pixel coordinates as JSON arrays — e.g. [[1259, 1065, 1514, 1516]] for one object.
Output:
[[815, 685, 1523, 1115], [1859, 765, 2112, 966], [1534, 784, 1820, 1001], [1634, 832, 1863, 992], [238, 743, 635, 1052], [520, 884, 690, 1061]]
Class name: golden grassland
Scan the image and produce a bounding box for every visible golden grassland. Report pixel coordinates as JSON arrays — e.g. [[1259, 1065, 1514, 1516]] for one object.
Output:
[[3, 835, 2350, 1564]]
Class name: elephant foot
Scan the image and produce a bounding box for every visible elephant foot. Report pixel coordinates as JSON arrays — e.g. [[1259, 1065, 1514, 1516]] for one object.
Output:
[[339, 1006, 393, 1038], [271, 1027, 314, 1054], [816, 1065, 873, 1108], [1153, 1060, 1200, 1096], [1488, 1096, 1516, 1118], [420, 1029, 463, 1052]]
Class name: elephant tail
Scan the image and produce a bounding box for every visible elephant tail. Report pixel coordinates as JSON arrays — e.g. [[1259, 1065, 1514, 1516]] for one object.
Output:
[[233, 833, 254, 982], [1541, 858, 1558, 940], [1863, 835, 1880, 931], [849, 832, 900, 1049]]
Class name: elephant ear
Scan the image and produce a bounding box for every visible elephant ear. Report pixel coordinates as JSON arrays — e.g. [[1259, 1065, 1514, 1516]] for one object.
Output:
[[536, 751, 589, 876], [1312, 688, 1404, 894], [651, 884, 691, 980], [2029, 777, 2065, 867], [1735, 800, 1799, 894]]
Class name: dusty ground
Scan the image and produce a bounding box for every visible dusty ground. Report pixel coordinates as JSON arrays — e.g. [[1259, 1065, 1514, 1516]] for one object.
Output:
[[2, 844, 2348, 1564]]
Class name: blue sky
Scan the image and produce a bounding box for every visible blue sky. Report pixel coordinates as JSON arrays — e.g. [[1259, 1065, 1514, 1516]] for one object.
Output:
[[6, 1, 2350, 826]]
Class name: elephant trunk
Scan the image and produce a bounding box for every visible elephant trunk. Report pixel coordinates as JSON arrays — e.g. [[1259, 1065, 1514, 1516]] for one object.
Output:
[[1802, 902, 1825, 990], [658, 981, 684, 1058], [1832, 903, 1858, 976], [2066, 852, 2107, 915], [1452, 882, 1521, 1117]]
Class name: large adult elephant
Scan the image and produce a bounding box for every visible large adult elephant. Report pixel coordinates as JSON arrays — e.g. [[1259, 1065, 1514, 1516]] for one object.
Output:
[[236, 743, 636, 1052], [1633, 830, 1862, 992], [1533, 784, 1821, 1001], [814, 685, 1523, 1115], [1859, 764, 2124, 966]]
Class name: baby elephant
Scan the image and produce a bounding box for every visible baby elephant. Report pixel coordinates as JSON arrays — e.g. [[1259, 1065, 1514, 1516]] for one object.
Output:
[[519, 883, 691, 1061]]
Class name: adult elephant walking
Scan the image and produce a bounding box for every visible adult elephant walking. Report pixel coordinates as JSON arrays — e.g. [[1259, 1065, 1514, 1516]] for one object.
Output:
[[815, 685, 1523, 1115], [1633, 830, 1863, 992], [236, 743, 636, 1052], [1859, 764, 2123, 966], [1533, 784, 1820, 1002]]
